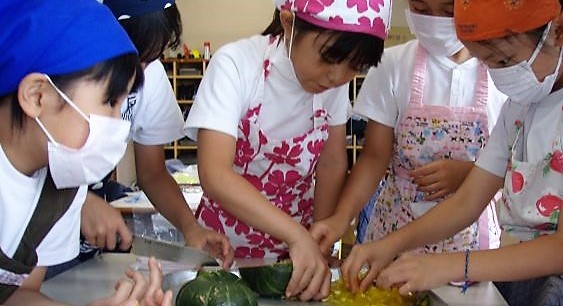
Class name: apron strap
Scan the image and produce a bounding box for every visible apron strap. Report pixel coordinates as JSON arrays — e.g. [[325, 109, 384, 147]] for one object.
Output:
[[0, 171, 78, 303], [473, 63, 489, 109], [410, 44, 489, 110], [408, 43, 427, 107]]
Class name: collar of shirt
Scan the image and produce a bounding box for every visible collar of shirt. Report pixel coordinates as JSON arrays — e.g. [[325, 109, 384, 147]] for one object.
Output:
[[269, 39, 300, 83]]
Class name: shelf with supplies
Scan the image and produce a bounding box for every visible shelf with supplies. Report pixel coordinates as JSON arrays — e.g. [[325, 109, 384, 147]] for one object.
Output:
[[161, 58, 208, 160], [161, 56, 369, 166], [347, 74, 367, 168]]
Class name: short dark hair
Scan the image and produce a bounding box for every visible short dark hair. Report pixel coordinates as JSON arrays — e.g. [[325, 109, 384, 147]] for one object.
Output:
[[118, 4, 182, 63], [262, 9, 385, 72], [2, 53, 143, 130]]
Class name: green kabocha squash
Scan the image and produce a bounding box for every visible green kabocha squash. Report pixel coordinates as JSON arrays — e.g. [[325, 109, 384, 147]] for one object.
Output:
[[176, 270, 258, 306], [238, 261, 293, 298]]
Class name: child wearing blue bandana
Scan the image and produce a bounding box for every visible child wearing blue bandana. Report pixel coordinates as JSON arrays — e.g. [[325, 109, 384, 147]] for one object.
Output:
[[58, 0, 234, 273], [0, 0, 171, 304]]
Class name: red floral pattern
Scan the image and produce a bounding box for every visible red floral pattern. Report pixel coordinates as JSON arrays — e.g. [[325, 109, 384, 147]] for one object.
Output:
[[347, 0, 384, 12], [264, 142, 303, 166], [295, 0, 334, 14], [196, 39, 330, 258], [274, 0, 391, 39], [263, 59, 271, 79]]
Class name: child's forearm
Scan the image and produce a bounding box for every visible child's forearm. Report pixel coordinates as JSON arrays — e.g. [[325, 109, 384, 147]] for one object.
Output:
[[333, 152, 388, 222], [5, 288, 67, 306], [464, 232, 563, 282], [333, 121, 394, 222], [313, 138, 348, 221], [202, 161, 309, 246], [386, 166, 503, 254]]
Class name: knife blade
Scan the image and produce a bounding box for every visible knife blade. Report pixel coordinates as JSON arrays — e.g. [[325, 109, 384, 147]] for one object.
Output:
[[131, 235, 219, 268], [232, 257, 279, 269]]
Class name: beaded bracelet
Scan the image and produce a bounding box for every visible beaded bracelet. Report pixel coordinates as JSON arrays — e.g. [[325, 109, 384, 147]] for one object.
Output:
[[461, 249, 470, 294]]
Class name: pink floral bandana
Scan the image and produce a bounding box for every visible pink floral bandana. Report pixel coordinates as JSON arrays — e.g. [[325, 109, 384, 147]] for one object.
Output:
[[275, 0, 392, 39]]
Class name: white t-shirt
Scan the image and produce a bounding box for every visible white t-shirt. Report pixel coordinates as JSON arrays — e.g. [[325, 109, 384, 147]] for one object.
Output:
[[354, 40, 507, 132], [184, 35, 350, 141], [0, 146, 86, 268], [122, 60, 184, 145], [476, 89, 563, 177]]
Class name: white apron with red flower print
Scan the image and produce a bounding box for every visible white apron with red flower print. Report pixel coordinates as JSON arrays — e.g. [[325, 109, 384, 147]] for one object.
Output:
[[500, 104, 563, 241], [365, 46, 501, 253], [195, 36, 330, 259]]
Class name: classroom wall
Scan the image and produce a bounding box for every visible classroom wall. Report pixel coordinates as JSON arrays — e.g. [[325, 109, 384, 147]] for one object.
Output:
[[174, 0, 411, 55], [176, 0, 275, 55]]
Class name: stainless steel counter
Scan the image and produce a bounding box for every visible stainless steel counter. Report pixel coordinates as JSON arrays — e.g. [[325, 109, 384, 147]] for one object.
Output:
[[41, 253, 507, 305]]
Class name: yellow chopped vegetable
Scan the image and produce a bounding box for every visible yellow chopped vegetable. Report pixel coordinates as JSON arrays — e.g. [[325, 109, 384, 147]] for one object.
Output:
[[325, 279, 416, 306]]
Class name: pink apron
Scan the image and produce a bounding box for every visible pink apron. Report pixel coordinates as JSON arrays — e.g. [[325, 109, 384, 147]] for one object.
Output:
[[196, 36, 330, 259], [500, 103, 562, 241], [365, 46, 501, 253]]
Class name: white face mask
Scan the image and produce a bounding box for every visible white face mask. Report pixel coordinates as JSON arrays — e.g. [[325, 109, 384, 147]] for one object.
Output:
[[405, 10, 464, 57], [35, 75, 131, 188], [488, 22, 563, 105]]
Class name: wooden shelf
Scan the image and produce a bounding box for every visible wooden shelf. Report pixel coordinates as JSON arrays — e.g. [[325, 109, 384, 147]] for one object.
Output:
[[177, 145, 197, 150], [346, 76, 366, 166], [162, 58, 207, 159], [176, 75, 204, 79], [163, 58, 365, 164]]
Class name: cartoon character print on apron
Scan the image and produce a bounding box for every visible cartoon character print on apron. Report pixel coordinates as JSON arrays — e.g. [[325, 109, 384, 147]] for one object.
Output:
[[366, 45, 500, 253], [196, 35, 330, 259], [500, 103, 562, 241]]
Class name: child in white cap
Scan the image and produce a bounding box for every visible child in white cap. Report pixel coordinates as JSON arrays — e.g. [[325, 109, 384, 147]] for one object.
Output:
[[185, 0, 391, 301]]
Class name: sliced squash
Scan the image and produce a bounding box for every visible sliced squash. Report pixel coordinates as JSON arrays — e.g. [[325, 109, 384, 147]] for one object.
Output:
[[325, 279, 419, 306], [176, 270, 258, 306], [238, 261, 293, 298]]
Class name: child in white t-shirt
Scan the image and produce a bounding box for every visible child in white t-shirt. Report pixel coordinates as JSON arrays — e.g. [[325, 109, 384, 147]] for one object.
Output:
[[70, 0, 234, 271], [312, 0, 506, 257], [340, 1, 563, 304], [185, 0, 391, 301]]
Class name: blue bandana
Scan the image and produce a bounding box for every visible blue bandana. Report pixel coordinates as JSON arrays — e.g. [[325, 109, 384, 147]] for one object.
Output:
[[104, 0, 176, 20], [0, 0, 137, 96]]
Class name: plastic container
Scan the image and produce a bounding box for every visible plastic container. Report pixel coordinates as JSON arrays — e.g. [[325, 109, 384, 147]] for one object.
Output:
[[203, 41, 211, 60]]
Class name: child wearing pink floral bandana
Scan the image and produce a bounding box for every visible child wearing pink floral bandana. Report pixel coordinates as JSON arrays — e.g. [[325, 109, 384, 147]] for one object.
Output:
[[185, 0, 390, 301]]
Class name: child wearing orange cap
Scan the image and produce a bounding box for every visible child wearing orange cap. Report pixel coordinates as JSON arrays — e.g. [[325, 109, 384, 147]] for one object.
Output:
[[311, 0, 506, 258], [339, 0, 563, 304], [184, 0, 391, 301]]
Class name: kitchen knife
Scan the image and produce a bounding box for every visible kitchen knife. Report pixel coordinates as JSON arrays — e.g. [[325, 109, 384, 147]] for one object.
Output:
[[131, 235, 219, 268], [232, 257, 279, 268]]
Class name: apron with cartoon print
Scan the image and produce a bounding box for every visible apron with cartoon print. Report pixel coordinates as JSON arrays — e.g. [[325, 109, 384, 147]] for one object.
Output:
[[365, 46, 500, 253], [196, 35, 330, 259], [500, 103, 562, 241]]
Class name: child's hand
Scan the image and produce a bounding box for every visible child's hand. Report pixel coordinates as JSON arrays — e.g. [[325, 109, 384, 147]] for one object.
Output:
[[376, 252, 460, 296], [88, 257, 172, 306], [286, 233, 331, 301], [411, 160, 473, 201], [340, 240, 397, 294], [183, 223, 235, 270], [310, 215, 350, 256]]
